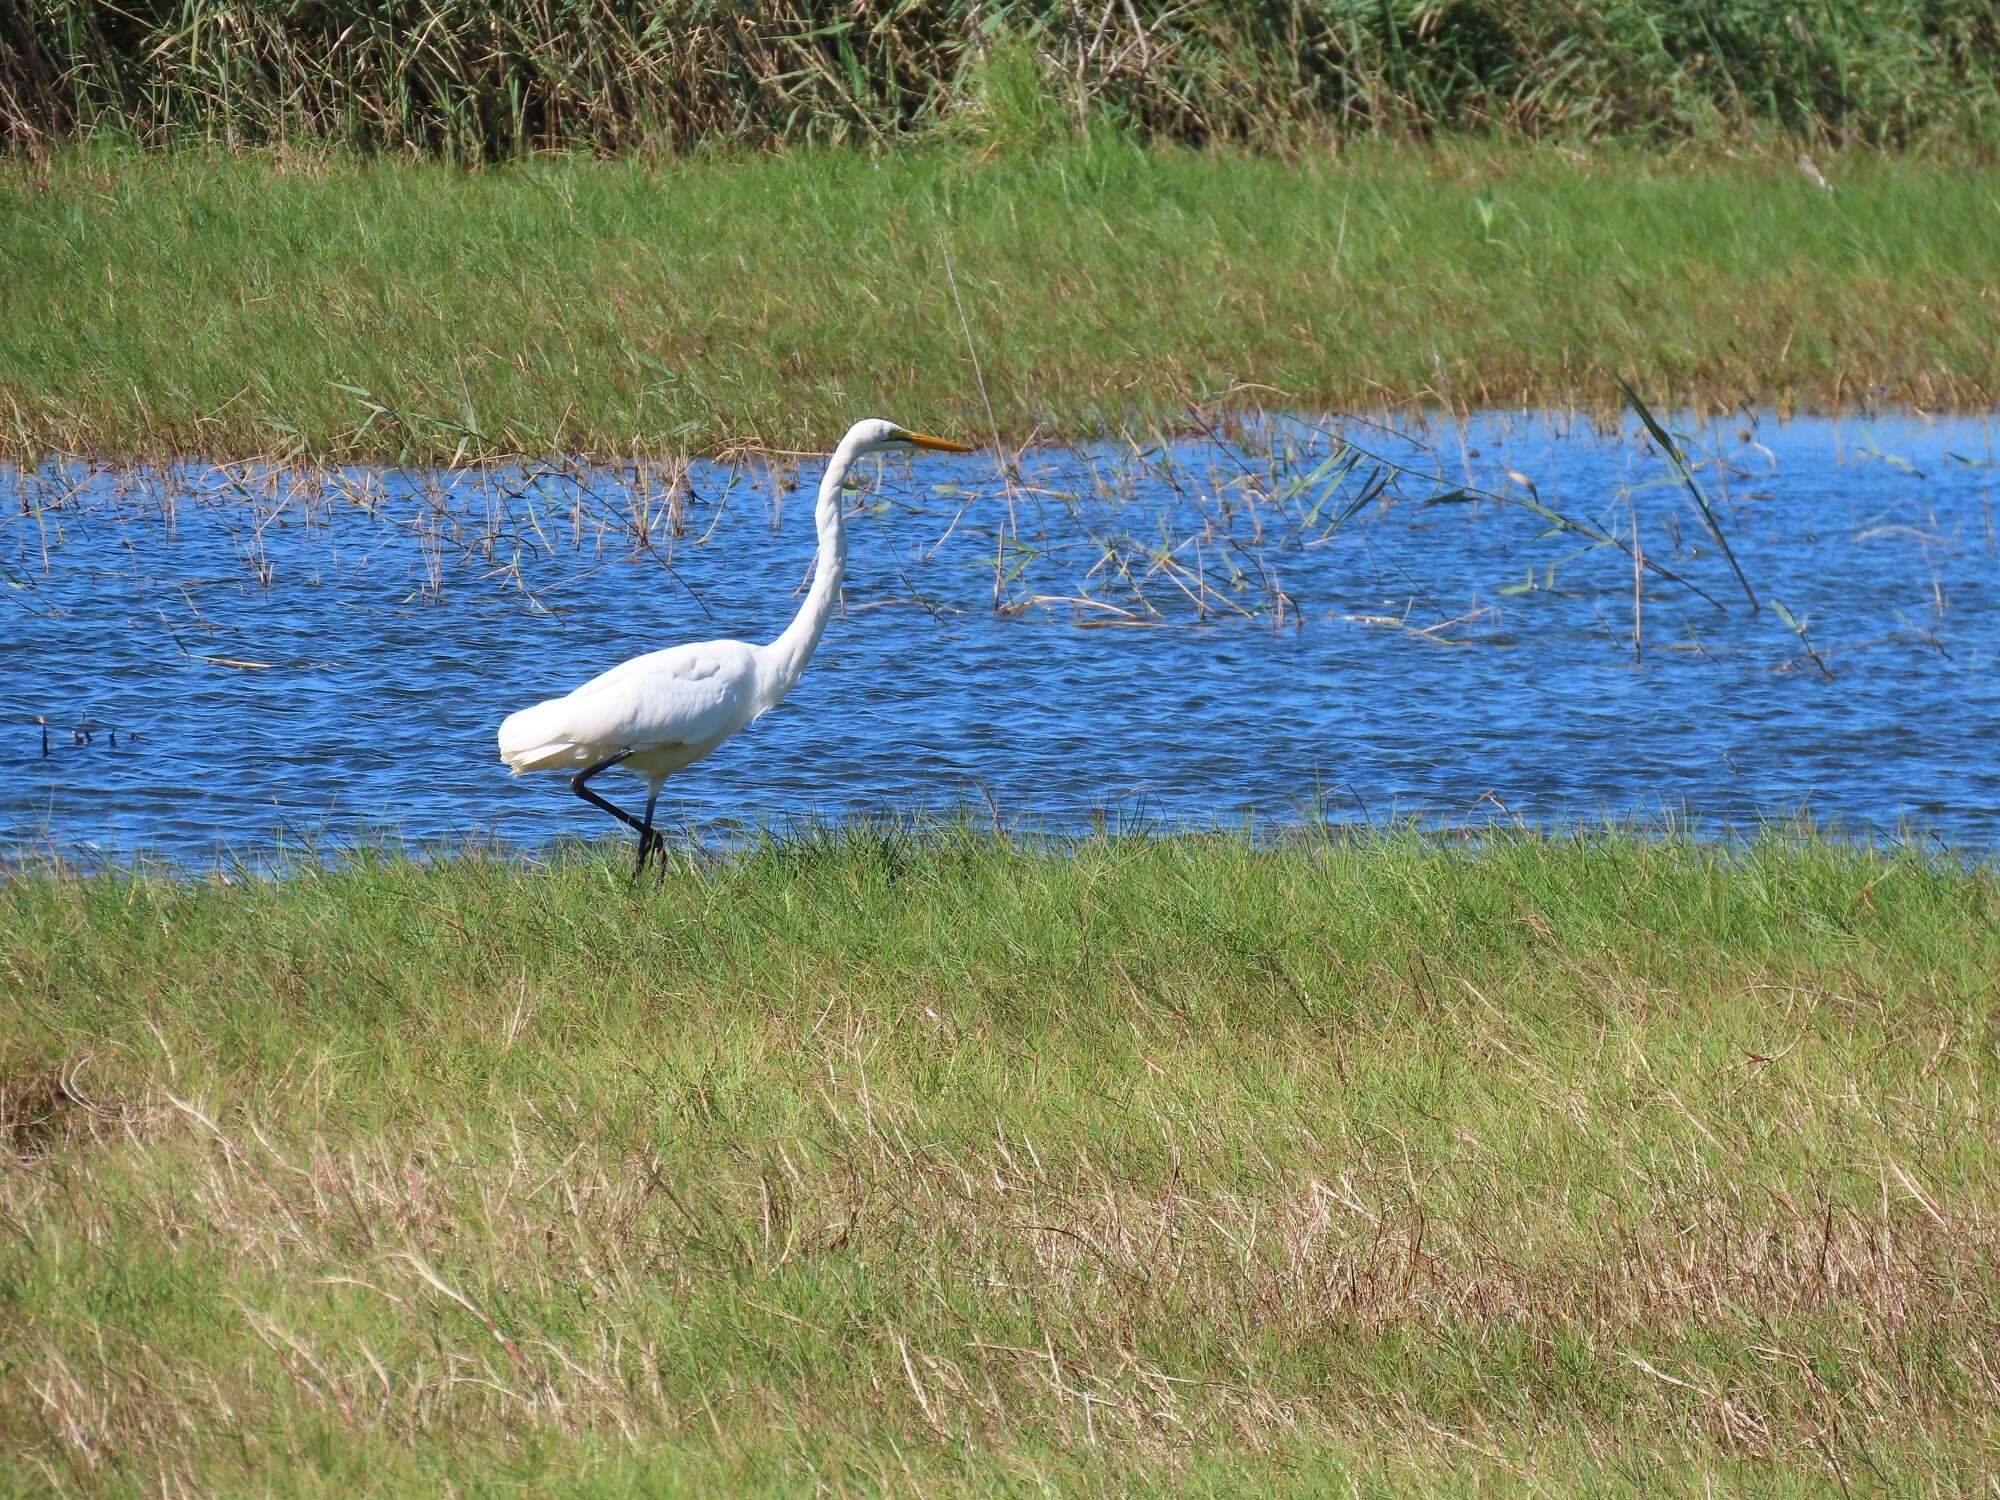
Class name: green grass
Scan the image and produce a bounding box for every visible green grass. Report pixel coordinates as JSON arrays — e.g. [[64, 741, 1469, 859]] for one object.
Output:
[[4, 827, 1997, 1494], [3, 141, 1997, 464]]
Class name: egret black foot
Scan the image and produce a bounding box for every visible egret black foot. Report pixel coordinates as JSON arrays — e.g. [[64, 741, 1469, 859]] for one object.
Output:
[[632, 828, 667, 882]]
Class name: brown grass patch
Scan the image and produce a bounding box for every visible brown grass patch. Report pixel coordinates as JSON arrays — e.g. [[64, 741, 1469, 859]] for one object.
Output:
[[1, 1059, 143, 1162]]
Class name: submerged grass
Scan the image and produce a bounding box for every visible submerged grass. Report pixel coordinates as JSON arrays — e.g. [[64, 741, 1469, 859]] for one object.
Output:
[[3, 827, 1997, 1493], [4, 141, 1997, 464]]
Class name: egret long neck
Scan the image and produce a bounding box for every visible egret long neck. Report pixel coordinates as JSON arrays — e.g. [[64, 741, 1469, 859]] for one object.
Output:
[[758, 442, 853, 707]]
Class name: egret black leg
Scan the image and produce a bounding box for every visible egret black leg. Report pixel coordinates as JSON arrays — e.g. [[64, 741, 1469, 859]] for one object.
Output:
[[571, 749, 649, 866], [636, 783, 665, 880]]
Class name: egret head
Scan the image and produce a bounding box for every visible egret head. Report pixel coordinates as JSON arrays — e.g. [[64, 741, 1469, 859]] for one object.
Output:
[[844, 418, 975, 456]]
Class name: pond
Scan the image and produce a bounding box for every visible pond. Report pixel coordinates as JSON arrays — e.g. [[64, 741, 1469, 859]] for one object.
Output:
[[4, 410, 1997, 865]]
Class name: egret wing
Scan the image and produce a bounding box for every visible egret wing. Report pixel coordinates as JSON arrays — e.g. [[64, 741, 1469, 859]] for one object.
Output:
[[498, 640, 758, 771], [565, 642, 756, 751]]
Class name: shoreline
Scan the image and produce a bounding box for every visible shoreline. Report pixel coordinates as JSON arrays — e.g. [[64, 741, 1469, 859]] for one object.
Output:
[[4, 398, 1996, 473], [5, 813, 1998, 885]]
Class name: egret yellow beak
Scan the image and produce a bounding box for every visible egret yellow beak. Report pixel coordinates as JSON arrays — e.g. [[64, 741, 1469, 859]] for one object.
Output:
[[900, 430, 976, 453]]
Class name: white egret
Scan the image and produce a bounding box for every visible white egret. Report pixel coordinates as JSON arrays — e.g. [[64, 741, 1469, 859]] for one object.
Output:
[[497, 418, 974, 872]]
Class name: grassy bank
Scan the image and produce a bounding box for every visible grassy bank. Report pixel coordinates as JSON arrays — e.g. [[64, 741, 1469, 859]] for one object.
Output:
[[3, 829, 1997, 1493], [4, 142, 1998, 463]]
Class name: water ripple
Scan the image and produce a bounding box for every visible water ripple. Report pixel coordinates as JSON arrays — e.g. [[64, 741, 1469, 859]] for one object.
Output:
[[4, 411, 1996, 863]]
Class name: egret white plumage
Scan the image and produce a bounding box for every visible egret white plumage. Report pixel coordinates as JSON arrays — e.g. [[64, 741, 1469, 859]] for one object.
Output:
[[497, 418, 974, 872]]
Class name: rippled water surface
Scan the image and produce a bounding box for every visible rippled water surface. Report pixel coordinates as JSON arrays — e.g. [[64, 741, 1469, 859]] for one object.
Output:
[[5, 411, 1997, 863]]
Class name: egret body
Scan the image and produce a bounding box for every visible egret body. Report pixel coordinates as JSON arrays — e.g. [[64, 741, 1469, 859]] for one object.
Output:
[[497, 418, 972, 870]]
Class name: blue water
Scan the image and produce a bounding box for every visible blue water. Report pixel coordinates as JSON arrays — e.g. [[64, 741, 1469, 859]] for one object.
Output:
[[4, 411, 1997, 863]]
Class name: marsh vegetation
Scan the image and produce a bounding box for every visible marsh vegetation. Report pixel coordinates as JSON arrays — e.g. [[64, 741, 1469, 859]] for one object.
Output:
[[8, 0, 1998, 159]]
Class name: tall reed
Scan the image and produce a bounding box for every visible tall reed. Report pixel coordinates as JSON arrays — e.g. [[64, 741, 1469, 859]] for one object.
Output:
[[6, 1, 1997, 160]]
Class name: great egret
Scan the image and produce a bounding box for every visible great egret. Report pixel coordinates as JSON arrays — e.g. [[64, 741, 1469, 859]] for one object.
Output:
[[497, 418, 974, 872]]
